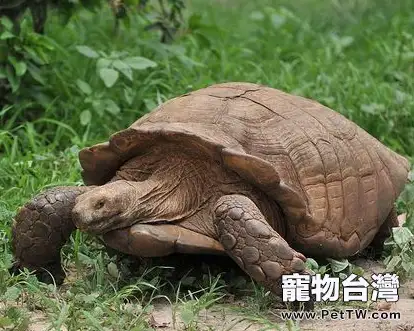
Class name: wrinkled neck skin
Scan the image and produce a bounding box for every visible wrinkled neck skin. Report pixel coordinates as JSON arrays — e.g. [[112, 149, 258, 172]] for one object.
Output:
[[72, 143, 286, 237], [108, 144, 227, 228]]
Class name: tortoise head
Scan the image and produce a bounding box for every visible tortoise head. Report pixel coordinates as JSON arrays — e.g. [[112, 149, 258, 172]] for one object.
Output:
[[72, 179, 155, 234]]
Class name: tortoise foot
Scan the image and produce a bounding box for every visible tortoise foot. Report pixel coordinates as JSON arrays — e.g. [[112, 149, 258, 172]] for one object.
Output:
[[10, 259, 65, 285]]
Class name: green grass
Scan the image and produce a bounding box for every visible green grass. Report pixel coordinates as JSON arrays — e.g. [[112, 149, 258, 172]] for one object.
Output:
[[1, 0, 414, 329]]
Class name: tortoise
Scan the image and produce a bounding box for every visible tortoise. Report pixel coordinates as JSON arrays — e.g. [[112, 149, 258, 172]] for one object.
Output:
[[11, 82, 410, 298]]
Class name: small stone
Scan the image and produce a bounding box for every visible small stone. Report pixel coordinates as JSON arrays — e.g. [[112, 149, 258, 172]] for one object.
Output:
[[241, 246, 260, 263]]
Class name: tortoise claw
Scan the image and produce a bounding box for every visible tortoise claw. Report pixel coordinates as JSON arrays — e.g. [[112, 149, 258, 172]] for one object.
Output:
[[9, 259, 65, 286], [288, 294, 315, 311]]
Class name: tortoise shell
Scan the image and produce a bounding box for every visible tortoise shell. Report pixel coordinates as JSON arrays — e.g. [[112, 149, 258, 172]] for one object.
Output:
[[79, 82, 409, 254]]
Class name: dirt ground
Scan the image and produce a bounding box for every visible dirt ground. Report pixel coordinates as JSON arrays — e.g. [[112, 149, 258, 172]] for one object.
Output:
[[146, 258, 414, 331], [1, 257, 411, 331]]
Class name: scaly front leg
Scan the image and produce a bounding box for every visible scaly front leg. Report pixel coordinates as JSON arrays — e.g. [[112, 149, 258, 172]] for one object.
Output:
[[213, 194, 312, 308], [11, 186, 93, 284]]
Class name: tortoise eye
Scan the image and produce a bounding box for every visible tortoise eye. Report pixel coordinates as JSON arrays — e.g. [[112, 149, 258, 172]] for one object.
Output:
[[95, 200, 105, 210]]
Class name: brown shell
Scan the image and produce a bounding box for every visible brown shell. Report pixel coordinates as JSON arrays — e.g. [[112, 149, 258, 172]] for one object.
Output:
[[79, 82, 410, 240]]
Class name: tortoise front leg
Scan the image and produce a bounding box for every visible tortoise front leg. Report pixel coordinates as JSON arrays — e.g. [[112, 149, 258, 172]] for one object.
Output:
[[213, 195, 310, 305], [11, 186, 92, 284]]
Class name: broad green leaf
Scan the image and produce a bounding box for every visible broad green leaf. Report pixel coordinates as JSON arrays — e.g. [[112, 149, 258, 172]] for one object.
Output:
[[180, 306, 195, 326], [107, 262, 119, 278], [0, 17, 13, 30], [15, 62, 27, 77], [176, 53, 204, 68], [76, 45, 99, 58], [76, 79, 92, 95], [92, 99, 105, 115], [6, 64, 19, 92], [305, 258, 319, 270], [104, 99, 120, 115], [27, 63, 45, 84], [99, 68, 119, 88], [82, 311, 102, 329], [271, 13, 286, 28], [113, 60, 133, 80], [4, 286, 21, 301], [77, 252, 95, 265], [392, 227, 413, 248], [96, 58, 112, 70], [144, 98, 157, 111], [383, 235, 394, 246], [383, 255, 391, 264], [339, 272, 348, 280], [339, 36, 354, 48], [319, 265, 328, 275], [79, 110, 92, 126], [124, 87, 134, 105], [0, 317, 13, 327], [351, 266, 365, 276], [250, 11, 265, 21], [326, 258, 349, 273], [23, 46, 45, 64], [0, 31, 14, 40], [124, 56, 157, 70], [8, 56, 27, 77], [386, 256, 401, 271], [81, 292, 100, 304], [401, 261, 413, 273]]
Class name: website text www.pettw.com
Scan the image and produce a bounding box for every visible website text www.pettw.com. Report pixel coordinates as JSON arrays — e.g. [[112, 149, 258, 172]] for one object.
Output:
[[280, 309, 401, 320]]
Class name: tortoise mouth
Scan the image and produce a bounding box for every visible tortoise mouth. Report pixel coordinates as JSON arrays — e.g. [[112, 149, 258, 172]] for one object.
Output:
[[74, 211, 124, 234], [92, 218, 173, 235]]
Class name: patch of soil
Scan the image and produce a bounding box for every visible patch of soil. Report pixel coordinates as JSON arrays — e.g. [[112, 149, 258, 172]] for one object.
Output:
[[5, 256, 413, 331], [147, 257, 414, 331]]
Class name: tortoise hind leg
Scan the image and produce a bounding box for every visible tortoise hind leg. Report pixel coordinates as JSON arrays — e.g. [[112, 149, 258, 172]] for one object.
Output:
[[213, 194, 312, 308], [11, 186, 91, 284], [365, 207, 399, 259]]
